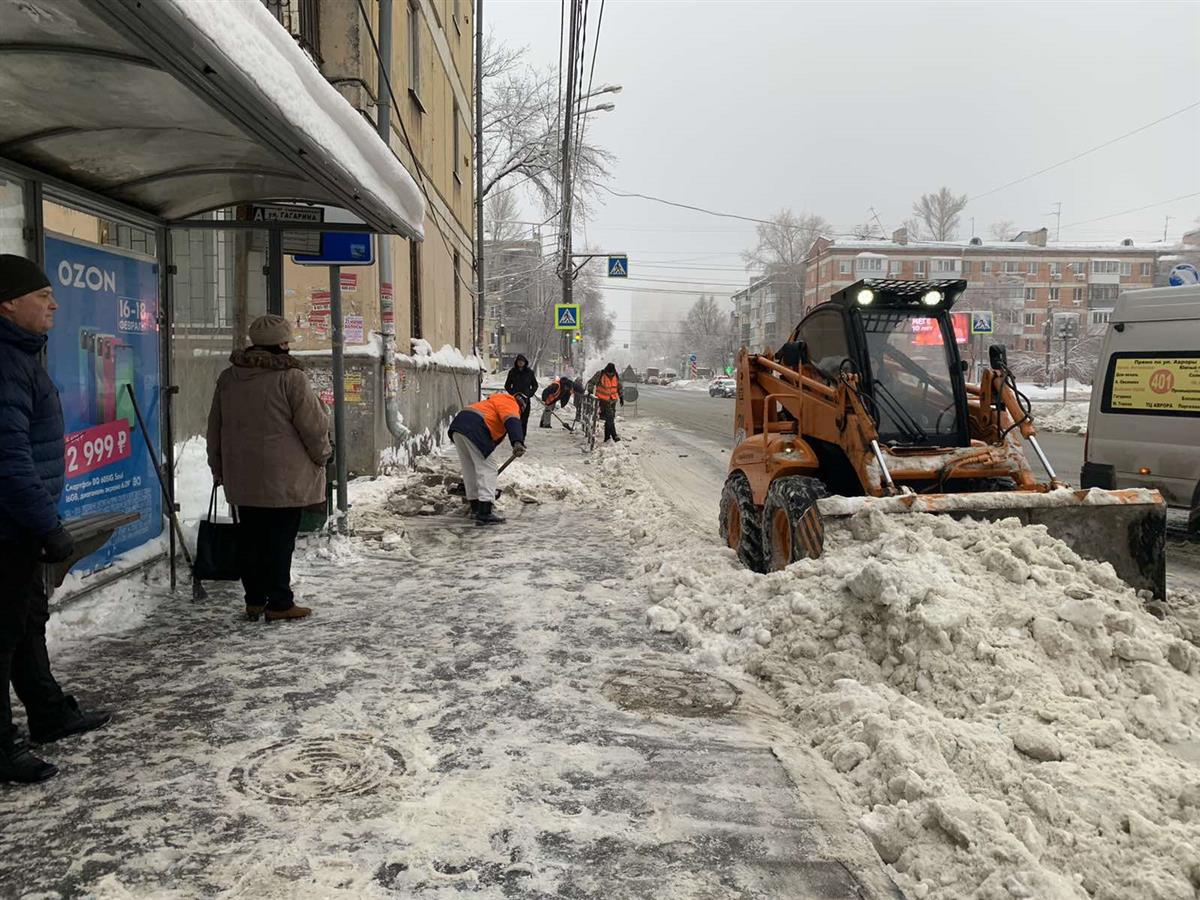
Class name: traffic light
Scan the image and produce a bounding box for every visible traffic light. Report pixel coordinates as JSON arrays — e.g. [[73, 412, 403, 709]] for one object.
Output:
[[573, 331, 582, 342]]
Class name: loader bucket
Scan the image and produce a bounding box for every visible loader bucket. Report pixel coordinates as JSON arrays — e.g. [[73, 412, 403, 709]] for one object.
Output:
[[818, 488, 1167, 599]]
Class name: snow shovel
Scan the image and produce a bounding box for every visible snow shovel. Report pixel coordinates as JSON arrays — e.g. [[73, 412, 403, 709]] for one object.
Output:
[[125, 384, 206, 600], [537, 397, 575, 433], [448, 452, 519, 500]]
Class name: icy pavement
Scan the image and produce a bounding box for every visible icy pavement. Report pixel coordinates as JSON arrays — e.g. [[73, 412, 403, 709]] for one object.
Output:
[[0, 424, 899, 899]]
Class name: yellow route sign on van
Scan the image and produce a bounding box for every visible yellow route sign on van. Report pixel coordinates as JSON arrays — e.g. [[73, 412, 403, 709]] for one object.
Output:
[[1108, 355, 1200, 413]]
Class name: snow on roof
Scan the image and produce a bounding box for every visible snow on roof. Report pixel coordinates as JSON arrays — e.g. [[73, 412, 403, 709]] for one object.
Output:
[[165, 0, 425, 238], [819, 237, 1173, 254]]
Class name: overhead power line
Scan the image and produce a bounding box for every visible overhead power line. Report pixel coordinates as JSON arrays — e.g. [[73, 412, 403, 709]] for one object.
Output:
[[1062, 190, 1200, 229], [599, 185, 777, 226], [968, 99, 1200, 204]]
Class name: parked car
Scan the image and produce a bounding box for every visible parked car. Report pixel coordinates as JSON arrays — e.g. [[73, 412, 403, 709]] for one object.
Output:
[[709, 376, 736, 398], [1082, 284, 1200, 531]]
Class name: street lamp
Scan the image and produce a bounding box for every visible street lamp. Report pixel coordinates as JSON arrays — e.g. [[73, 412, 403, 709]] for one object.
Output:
[[578, 84, 622, 103], [576, 103, 615, 115]]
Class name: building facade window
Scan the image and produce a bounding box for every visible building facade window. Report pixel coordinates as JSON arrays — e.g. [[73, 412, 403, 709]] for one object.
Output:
[[452, 99, 461, 180], [1024, 287, 1036, 301], [1024, 338, 1035, 352], [889, 260, 902, 275], [855, 257, 883, 273], [409, 240, 423, 339], [1119, 261, 1132, 276], [1072, 287, 1083, 304], [914, 260, 926, 275], [1140, 262, 1152, 277], [1089, 283, 1119, 304], [1004, 261, 1020, 274], [1072, 261, 1085, 275], [1090, 310, 1112, 325], [961, 260, 971, 276], [1049, 287, 1060, 301], [933, 258, 958, 273], [1027, 261, 1038, 275], [1023, 312, 1037, 326], [1049, 262, 1061, 276], [839, 260, 852, 275], [1092, 260, 1120, 274], [981, 261, 992, 274], [408, 3, 422, 101]]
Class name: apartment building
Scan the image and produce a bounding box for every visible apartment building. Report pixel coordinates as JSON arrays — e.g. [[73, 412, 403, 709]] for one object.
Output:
[[482, 239, 546, 369], [731, 274, 801, 353], [805, 228, 1162, 357], [271, 0, 475, 355]]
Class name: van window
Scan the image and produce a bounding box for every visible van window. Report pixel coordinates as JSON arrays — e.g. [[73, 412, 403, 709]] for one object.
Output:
[[1101, 351, 1200, 417]]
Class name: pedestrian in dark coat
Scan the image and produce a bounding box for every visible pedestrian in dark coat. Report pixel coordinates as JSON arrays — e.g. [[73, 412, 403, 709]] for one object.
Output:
[[207, 315, 331, 623], [0, 255, 111, 785], [504, 354, 537, 433]]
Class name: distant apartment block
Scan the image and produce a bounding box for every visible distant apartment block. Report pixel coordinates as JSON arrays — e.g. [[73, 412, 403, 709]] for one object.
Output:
[[804, 227, 1166, 356]]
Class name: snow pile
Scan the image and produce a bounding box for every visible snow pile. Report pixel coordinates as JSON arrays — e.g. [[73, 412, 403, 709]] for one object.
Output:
[[1019, 380, 1093, 402], [626, 501, 1200, 899], [667, 379, 711, 393], [398, 339, 483, 371], [1034, 401, 1090, 435]]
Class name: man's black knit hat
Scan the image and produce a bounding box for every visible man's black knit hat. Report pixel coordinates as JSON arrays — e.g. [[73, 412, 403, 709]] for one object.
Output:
[[0, 255, 52, 305]]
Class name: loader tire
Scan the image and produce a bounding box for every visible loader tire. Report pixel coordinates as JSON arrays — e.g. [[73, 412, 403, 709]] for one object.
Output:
[[720, 472, 764, 573], [763, 476, 828, 572]]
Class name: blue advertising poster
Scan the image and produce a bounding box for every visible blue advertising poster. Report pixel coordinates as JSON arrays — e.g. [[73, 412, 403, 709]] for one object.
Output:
[[43, 235, 163, 574]]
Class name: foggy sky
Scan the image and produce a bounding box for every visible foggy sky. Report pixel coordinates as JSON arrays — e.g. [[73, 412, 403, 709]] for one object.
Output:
[[486, 0, 1200, 354]]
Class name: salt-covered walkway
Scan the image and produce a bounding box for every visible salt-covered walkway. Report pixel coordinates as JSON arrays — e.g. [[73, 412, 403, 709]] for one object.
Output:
[[0, 425, 897, 899]]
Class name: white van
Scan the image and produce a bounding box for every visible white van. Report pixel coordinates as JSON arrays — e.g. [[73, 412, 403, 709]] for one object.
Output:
[[1082, 285, 1200, 530]]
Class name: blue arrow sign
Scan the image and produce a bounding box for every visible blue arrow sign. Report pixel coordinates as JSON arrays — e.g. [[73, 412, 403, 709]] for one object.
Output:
[[607, 255, 628, 278], [555, 303, 581, 330], [293, 232, 375, 266]]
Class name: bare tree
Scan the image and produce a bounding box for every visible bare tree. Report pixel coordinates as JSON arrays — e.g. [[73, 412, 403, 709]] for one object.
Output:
[[900, 216, 925, 242], [742, 209, 831, 327], [481, 36, 614, 220], [851, 221, 879, 240], [988, 220, 1016, 241], [911, 187, 968, 241], [682, 295, 734, 369], [484, 190, 524, 242]]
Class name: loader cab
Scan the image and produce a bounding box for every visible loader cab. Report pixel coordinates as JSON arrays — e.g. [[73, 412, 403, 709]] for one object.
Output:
[[808, 279, 971, 448]]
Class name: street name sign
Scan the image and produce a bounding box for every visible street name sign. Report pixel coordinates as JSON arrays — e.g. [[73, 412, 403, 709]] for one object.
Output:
[[293, 232, 375, 266], [607, 255, 628, 278], [555, 303, 581, 330]]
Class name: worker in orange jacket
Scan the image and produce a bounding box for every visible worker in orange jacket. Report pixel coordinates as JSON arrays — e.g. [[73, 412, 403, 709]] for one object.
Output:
[[587, 363, 624, 443], [447, 392, 527, 525]]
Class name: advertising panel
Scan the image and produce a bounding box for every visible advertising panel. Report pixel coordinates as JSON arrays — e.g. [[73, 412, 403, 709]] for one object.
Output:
[[44, 235, 163, 573], [1103, 352, 1200, 416]]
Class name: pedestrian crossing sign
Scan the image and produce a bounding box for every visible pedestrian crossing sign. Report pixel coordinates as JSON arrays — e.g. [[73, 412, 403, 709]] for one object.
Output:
[[607, 255, 628, 278], [555, 303, 581, 330]]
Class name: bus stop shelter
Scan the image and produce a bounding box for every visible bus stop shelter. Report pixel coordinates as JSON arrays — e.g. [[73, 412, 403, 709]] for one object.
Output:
[[0, 0, 426, 595]]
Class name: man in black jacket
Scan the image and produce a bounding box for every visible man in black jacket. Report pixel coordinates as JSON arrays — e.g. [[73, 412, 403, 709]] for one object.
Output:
[[0, 255, 110, 785], [504, 354, 537, 434]]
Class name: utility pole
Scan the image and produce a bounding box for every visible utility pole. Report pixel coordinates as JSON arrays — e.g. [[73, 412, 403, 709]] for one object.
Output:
[[474, 0, 486, 387], [1048, 202, 1062, 242], [558, 0, 581, 370], [1164, 215, 1174, 242]]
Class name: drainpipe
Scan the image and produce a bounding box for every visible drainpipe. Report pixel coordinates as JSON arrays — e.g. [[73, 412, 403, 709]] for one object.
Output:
[[474, 0, 485, 397], [376, 0, 410, 438]]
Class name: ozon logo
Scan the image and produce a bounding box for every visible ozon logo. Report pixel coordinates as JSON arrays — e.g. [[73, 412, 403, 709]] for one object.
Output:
[[57, 260, 117, 293], [1149, 369, 1175, 395]]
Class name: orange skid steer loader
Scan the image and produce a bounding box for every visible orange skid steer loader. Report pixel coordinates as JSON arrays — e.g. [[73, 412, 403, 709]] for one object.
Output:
[[720, 279, 1167, 597]]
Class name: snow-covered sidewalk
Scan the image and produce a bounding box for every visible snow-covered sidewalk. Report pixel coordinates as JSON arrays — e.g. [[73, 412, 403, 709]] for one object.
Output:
[[0, 424, 897, 898]]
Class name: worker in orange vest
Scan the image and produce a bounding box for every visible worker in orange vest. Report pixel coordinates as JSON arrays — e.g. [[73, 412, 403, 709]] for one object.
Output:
[[447, 392, 527, 525], [587, 362, 624, 443]]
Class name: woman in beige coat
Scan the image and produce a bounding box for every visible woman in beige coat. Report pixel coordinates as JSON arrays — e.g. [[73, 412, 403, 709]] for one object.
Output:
[[206, 315, 331, 622]]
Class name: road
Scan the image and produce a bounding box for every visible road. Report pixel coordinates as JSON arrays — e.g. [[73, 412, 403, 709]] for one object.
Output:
[[633, 384, 1198, 595]]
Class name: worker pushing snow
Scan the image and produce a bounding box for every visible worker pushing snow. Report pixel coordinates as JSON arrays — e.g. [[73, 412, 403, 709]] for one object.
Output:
[[447, 392, 527, 525], [538, 375, 575, 429], [587, 363, 624, 442]]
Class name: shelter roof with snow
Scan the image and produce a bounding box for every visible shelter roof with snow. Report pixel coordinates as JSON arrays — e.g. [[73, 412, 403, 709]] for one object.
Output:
[[0, 0, 425, 236]]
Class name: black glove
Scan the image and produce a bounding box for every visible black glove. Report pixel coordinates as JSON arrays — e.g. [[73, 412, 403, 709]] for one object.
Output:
[[41, 525, 75, 564], [619, 399, 625, 407], [512, 442, 526, 457]]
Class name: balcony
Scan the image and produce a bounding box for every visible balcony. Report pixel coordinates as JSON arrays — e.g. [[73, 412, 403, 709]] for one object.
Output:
[[262, 0, 322, 64]]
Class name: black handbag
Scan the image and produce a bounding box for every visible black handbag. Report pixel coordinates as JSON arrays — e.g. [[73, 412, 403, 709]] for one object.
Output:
[[193, 487, 241, 582]]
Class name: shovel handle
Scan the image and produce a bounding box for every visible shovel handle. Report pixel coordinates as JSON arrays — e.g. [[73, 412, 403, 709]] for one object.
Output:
[[497, 453, 517, 476]]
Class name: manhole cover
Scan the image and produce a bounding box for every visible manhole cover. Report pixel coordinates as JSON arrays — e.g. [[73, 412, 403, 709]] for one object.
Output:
[[230, 733, 406, 805], [602, 668, 741, 718]]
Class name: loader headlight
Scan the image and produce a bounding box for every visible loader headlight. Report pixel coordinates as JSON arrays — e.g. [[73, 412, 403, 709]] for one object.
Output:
[[856, 289, 875, 306], [921, 290, 943, 306]]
